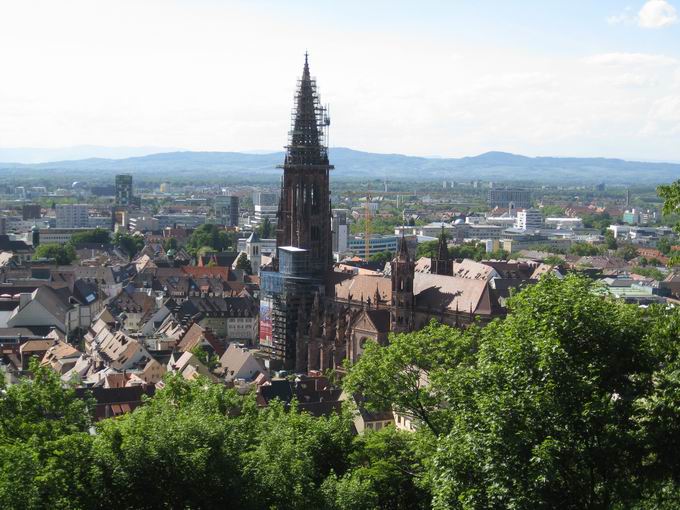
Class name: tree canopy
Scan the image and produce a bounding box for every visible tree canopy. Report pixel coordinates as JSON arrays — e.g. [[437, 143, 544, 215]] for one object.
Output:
[[345, 275, 680, 509], [68, 228, 111, 247], [112, 231, 145, 260], [3, 276, 680, 509], [33, 243, 76, 264], [186, 224, 234, 256]]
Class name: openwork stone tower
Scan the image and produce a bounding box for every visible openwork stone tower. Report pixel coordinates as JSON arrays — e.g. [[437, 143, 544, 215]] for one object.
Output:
[[276, 53, 333, 275]]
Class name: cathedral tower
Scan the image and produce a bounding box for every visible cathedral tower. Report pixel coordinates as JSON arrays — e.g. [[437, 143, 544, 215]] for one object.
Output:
[[276, 53, 333, 275]]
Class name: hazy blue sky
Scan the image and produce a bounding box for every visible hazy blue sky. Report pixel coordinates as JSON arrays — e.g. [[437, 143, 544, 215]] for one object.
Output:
[[0, 0, 679, 161]]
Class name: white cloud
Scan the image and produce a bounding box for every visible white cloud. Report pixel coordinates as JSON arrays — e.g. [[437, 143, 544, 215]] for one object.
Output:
[[639, 0, 678, 27], [607, 1, 678, 28]]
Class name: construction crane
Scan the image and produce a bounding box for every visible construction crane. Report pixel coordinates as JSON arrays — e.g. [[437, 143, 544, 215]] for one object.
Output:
[[358, 190, 409, 261], [340, 189, 479, 260]]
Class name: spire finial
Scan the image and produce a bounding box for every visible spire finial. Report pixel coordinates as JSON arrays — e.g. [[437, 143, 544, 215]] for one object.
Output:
[[303, 51, 310, 78]]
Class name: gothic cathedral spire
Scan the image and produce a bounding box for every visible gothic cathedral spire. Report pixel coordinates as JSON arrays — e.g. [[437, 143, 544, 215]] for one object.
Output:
[[276, 53, 333, 275]]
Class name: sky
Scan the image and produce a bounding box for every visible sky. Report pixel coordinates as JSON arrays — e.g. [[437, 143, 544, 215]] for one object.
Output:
[[0, 0, 679, 162]]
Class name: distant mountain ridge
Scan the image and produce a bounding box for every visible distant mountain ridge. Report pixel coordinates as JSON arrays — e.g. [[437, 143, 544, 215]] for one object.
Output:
[[0, 147, 678, 184], [0, 145, 180, 164]]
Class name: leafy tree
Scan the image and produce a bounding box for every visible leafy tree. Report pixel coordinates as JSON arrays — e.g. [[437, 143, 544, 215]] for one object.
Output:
[[543, 254, 564, 267], [0, 361, 97, 509], [416, 240, 438, 259], [657, 237, 672, 256], [190, 345, 219, 371], [369, 251, 393, 266], [345, 275, 680, 508], [658, 181, 680, 266], [570, 241, 601, 256], [450, 242, 487, 261], [486, 249, 509, 260], [68, 228, 111, 246], [605, 230, 618, 250], [582, 211, 613, 233], [33, 243, 76, 264], [630, 266, 665, 280], [112, 231, 145, 259], [257, 217, 273, 238], [617, 243, 639, 261], [344, 321, 478, 436], [163, 237, 178, 251], [241, 400, 354, 509], [323, 427, 429, 510], [236, 252, 252, 274], [540, 205, 565, 218], [0, 360, 93, 442], [186, 224, 234, 256], [90, 374, 247, 509]]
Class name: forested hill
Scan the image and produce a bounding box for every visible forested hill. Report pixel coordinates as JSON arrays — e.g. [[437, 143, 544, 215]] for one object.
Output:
[[0, 147, 678, 184]]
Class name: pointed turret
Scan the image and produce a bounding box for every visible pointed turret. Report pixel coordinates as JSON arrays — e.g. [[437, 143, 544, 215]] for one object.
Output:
[[431, 226, 453, 275], [397, 233, 410, 261], [437, 226, 449, 260]]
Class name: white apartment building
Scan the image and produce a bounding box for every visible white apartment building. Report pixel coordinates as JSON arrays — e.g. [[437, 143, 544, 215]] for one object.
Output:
[[514, 209, 543, 231], [56, 204, 89, 228]]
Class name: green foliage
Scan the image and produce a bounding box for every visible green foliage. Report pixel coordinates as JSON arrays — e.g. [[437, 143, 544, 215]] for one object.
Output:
[[630, 266, 665, 280], [605, 229, 618, 250], [186, 224, 234, 256], [416, 240, 438, 259], [257, 217, 273, 238], [344, 321, 478, 436], [112, 231, 145, 259], [323, 427, 429, 510], [189, 345, 220, 371], [657, 237, 672, 256], [68, 228, 111, 247], [33, 243, 76, 264], [657, 180, 680, 224], [236, 252, 252, 274], [5, 278, 680, 509], [582, 211, 613, 233], [351, 214, 403, 236], [345, 275, 680, 509], [569, 241, 601, 256], [657, 182, 680, 265], [0, 360, 96, 509], [617, 243, 640, 261], [540, 205, 565, 218], [543, 254, 564, 266], [368, 251, 393, 265], [163, 237, 178, 251]]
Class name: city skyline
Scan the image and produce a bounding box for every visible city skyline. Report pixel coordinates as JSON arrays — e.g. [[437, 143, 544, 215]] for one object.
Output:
[[0, 1, 679, 162]]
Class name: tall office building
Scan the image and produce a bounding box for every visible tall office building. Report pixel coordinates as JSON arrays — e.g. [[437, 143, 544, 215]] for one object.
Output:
[[331, 209, 349, 254], [515, 208, 543, 231], [214, 195, 240, 227], [115, 174, 134, 206], [252, 192, 279, 230], [487, 188, 531, 210], [22, 204, 42, 220], [56, 204, 89, 228]]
